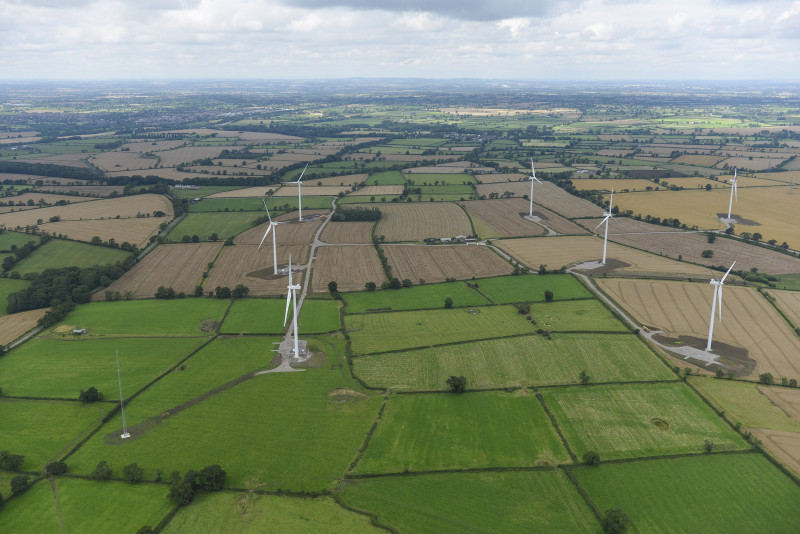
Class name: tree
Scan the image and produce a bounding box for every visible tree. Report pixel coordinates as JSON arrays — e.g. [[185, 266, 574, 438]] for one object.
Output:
[[759, 372, 774, 385], [583, 450, 600, 466], [389, 277, 402, 289], [123, 463, 144, 484], [231, 284, 250, 299], [194, 284, 204, 297], [601, 508, 630, 534], [191, 235, 200, 243], [10, 475, 30, 496], [209, 232, 219, 241], [328, 281, 338, 294], [90, 235, 103, 245], [790, 379, 798, 388], [169, 470, 198, 506], [445, 375, 467, 393], [79, 386, 101, 403], [90, 460, 112, 480], [707, 233, 716, 243], [705, 183, 712, 191], [365, 281, 376, 291], [197, 464, 227, 491], [580, 370, 591, 385], [701, 249, 713, 258], [516, 303, 530, 315], [444, 297, 453, 309], [0, 450, 24, 471], [538, 264, 547, 275], [544, 290, 554, 302], [45, 461, 68, 476], [725, 225, 734, 235], [215, 286, 232, 299], [752, 232, 762, 242], [402, 278, 413, 288], [704, 439, 715, 453], [155, 286, 176, 299]]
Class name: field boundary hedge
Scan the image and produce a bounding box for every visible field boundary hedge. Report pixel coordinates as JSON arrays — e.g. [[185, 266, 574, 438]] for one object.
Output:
[[535, 390, 577, 463]]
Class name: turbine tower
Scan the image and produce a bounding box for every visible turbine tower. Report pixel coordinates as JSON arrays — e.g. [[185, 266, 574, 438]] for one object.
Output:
[[115, 349, 130, 439], [595, 188, 615, 265], [258, 200, 282, 275], [706, 262, 735, 352], [293, 164, 308, 222], [284, 255, 302, 360], [727, 169, 738, 219], [528, 158, 543, 217]]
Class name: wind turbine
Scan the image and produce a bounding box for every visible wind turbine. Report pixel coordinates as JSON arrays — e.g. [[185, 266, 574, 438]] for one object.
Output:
[[258, 200, 281, 275], [528, 158, 543, 217], [726, 168, 738, 219], [115, 349, 130, 439], [706, 261, 735, 352], [292, 164, 309, 222], [284, 255, 302, 360], [595, 188, 615, 265]]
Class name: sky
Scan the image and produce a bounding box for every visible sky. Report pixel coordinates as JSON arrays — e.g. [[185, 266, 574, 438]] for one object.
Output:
[[1, 0, 799, 81]]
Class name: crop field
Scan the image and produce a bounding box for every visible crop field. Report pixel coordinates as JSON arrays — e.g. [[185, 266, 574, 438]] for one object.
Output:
[[163, 492, 380, 534], [476, 182, 604, 218], [203, 244, 308, 296], [374, 203, 472, 242], [311, 245, 386, 293], [528, 300, 627, 331], [98, 242, 221, 300], [543, 382, 746, 459], [355, 392, 568, 473], [338, 195, 404, 204], [36, 185, 125, 197], [271, 185, 349, 197], [576, 454, 800, 533], [0, 229, 38, 250], [342, 280, 490, 313], [39, 217, 167, 248], [352, 334, 674, 391], [672, 154, 726, 166], [168, 212, 259, 241], [460, 198, 586, 237], [204, 186, 278, 198], [12, 238, 131, 274], [310, 173, 368, 187], [220, 298, 288, 333], [352, 185, 403, 196], [473, 172, 527, 183], [0, 337, 206, 398], [717, 155, 788, 171], [0, 399, 108, 470], [320, 222, 374, 243], [597, 279, 800, 379], [403, 173, 475, 185], [235, 216, 324, 245], [89, 150, 159, 171], [0, 308, 48, 345], [768, 289, 800, 327], [383, 244, 513, 283], [0, 278, 29, 314], [497, 235, 710, 277], [345, 305, 534, 354], [570, 178, 661, 191], [340, 470, 597, 533], [759, 386, 800, 425], [0, 192, 94, 213], [475, 274, 592, 303]]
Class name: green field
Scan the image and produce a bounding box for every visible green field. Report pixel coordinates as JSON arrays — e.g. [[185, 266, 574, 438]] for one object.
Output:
[[345, 305, 533, 354], [355, 391, 568, 473], [386, 138, 449, 147], [0, 399, 108, 470], [167, 212, 260, 241], [342, 281, 490, 313], [0, 230, 38, 251], [575, 454, 800, 533], [474, 274, 593, 304], [163, 492, 380, 533], [415, 185, 475, 196], [12, 239, 131, 274], [0, 277, 29, 315], [55, 299, 229, 337], [543, 382, 747, 460], [404, 173, 476, 185], [689, 377, 800, 432], [529, 299, 628, 332], [171, 185, 245, 198], [365, 171, 405, 185], [265, 196, 334, 211], [338, 195, 404, 204], [189, 198, 264, 212], [352, 334, 675, 391], [221, 298, 340, 334], [0, 477, 172, 533], [297, 299, 341, 333], [340, 470, 597, 533], [0, 337, 206, 398]]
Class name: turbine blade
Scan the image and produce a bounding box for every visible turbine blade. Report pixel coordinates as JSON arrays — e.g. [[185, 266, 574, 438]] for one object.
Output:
[[297, 163, 308, 182], [263, 200, 273, 224], [257, 225, 272, 249], [718, 285, 723, 322], [284, 290, 292, 327], [595, 215, 610, 230], [720, 261, 736, 283], [609, 188, 614, 211]]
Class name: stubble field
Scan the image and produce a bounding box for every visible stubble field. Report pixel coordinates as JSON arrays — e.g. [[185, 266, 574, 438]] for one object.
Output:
[[383, 244, 514, 283], [374, 204, 472, 242], [311, 245, 386, 293]]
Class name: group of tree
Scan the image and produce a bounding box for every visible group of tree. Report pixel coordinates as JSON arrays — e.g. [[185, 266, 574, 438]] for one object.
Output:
[[331, 207, 382, 222], [168, 465, 227, 507], [0, 237, 43, 273], [0, 450, 25, 471], [79, 386, 102, 403]]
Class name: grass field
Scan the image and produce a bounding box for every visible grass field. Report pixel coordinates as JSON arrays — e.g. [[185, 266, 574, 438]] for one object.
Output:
[[404, 173, 476, 185], [575, 453, 800, 533], [355, 391, 569, 473], [0, 277, 29, 315], [297, 299, 341, 333], [340, 470, 597, 533], [0, 337, 206, 398], [220, 298, 288, 334], [0, 399, 108, 470], [338, 195, 404, 204], [475, 274, 592, 304], [163, 492, 381, 534], [11, 238, 131, 274], [171, 185, 246, 198], [0, 477, 172, 533], [265, 196, 334, 211], [345, 305, 533, 354], [543, 382, 747, 460], [189, 198, 264, 212], [0, 230, 38, 250], [342, 281, 490, 313], [529, 299, 628, 332], [352, 334, 674, 390], [167, 212, 260, 241], [365, 171, 405, 185]]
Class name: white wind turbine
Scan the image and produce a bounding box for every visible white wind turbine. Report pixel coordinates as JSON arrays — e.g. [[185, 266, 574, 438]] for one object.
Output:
[[726, 168, 738, 219], [595, 188, 615, 265], [706, 261, 735, 352], [284, 255, 302, 360], [292, 164, 309, 222], [258, 200, 282, 275], [528, 158, 543, 217]]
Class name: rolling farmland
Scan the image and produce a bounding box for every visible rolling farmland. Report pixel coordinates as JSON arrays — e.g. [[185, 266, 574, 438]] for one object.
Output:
[[382, 244, 514, 283], [374, 204, 472, 242], [204, 244, 308, 295], [311, 245, 386, 293]]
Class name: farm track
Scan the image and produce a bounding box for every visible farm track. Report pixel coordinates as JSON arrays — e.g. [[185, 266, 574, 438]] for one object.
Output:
[[48, 476, 66, 534]]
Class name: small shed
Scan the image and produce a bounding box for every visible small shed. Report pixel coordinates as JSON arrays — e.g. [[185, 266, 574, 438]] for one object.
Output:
[[72, 328, 87, 335]]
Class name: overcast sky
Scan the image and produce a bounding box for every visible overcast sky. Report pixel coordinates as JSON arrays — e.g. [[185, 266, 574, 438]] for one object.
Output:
[[1, 0, 799, 80]]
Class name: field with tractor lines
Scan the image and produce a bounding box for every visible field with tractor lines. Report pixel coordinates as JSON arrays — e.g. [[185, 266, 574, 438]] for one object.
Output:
[[382, 244, 513, 283], [374, 204, 472, 242], [311, 245, 386, 293]]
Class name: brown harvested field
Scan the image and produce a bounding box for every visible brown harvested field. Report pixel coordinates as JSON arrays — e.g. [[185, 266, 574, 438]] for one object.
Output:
[[375, 203, 472, 242], [458, 198, 545, 238], [311, 174, 367, 187], [383, 244, 513, 283], [475, 181, 530, 198], [204, 244, 307, 296], [24, 154, 93, 167], [231, 131, 304, 143], [760, 387, 800, 424], [90, 151, 160, 172], [474, 173, 527, 183], [0, 130, 38, 139], [311, 245, 385, 293], [570, 179, 659, 192], [672, 154, 725, 166], [36, 185, 125, 197], [158, 147, 227, 168], [271, 185, 349, 197], [119, 140, 187, 152], [477, 182, 604, 219], [768, 290, 800, 327], [0, 309, 48, 345], [0, 193, 93, 214], [41, 217, 168, 248], [320, 222, 374, 244], [750, 428, 800, 476], [353, 186, 403, 196], [496, 236, 709, 277], [235, 216, 325, 245], [95, 243, 222, 300], [596, 149, 634, 157], [207, 186, 278, 198], [716, 156, 789, 172], [596, 279, 800, 380]]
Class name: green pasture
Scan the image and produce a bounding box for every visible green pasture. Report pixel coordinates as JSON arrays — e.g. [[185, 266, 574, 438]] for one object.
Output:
[[0, 477, 172, 534], [167, 212, 260, 241], [529, 299, 628, 332], [416, 186, 474, 197], [352, 333, 674, 391], [170, 186, 245, 199], [0, 230, 38, 251], [340, 470, 597, 533], [408, 194, 477, 202], [689, 377, 800, 432], [297, 299, 341, 333], [774, 273, 800, 291], [221, 298, 340, 334], [55, 298, 229, 337], [188, 198, 264, 212], [163, 492, 380, 534], [355, 391, 568, 473], [404, 173, 476, 185], [345, 305, 533, 354], [0, 337, 205, 398], [12, 239, 131, 274], [338, 195, 403, 204], [386, 138, 448, 147], [0, 278, 29, 315], [264, 196, 333, 211], [0, 399, 107, 470], [342, 281, 489, 313], [475, 274, 593, 304], [365, 171, 405, 185], [576, 453, 800, 533], [543, 382, 747, 460]]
